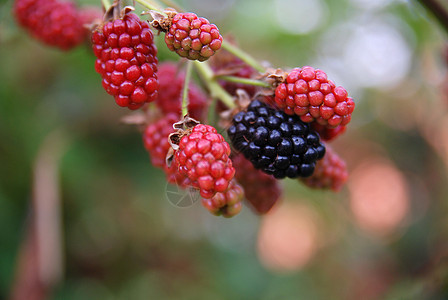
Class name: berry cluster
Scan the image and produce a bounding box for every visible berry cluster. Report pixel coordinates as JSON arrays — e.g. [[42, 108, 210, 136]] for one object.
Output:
[[274, 66, 355, 139], [13, 0, 355, 218], [164, 12, 223, 61], [174, 124, 235, 199], [14, 0, 92, 50], [92, 12, 159, 110], [228, 99, 326, 179]]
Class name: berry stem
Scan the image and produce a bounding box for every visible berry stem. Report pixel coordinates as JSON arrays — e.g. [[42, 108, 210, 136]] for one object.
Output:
[[133, 0, 163, 13], [221, 40, 265, 73], [417, 0, 448, 34], [102, 0, 112, 11], [215, 75, 271, 88], [193, 61, 236, 109], [181, 60, 193, 117], [158, 0, 184, 12]]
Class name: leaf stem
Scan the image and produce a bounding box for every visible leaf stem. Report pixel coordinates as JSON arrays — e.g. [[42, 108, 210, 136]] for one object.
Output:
[[133, 0, 163, 12], [193, 61, 236, 109], [221, 40, 265, 73], [101, 0, 112, 10], [417, 0, 448, 34], [215, 75, 271, 88], [181, 60, 193, 117], [158, 0, 184, 12]]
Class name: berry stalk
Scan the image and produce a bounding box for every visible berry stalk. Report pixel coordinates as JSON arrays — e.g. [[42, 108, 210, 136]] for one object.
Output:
[[193, 61, 236, 109], [214, 75, 271, 88], [181, 60, 193, 117], [101, 0, 111, 11], [133, 0, 164, 12], [417, 0, 448, 34], [158, 0, 184, 12], [221, 40, 265, 73]]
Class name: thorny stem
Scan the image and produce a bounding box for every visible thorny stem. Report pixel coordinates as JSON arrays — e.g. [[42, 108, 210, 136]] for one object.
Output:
[[193, 61, 236, 109], [221, 41, 265, 73], [417, 0, 448, 34], [215, 75, 271, 88], [181, 60, 193, 117]]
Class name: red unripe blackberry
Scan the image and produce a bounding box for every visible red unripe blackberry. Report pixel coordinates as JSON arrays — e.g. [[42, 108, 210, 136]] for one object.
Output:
[[92, 13, 158, 110], [14, 0, 85, 50], [311, 123, 347, 141], [143, 113, 179, 168], [164, 160, 191, 189], [232, 154, 281, 214], [274, 66, 355, 129], [156, 62, 207, 119], [300, 145, 348, 191], [201, 180, 243, 217], [228, 99, 326, 179], [174, 124, 235, 199], [142, 113, 192, 188], [165, 12, 223, 61]]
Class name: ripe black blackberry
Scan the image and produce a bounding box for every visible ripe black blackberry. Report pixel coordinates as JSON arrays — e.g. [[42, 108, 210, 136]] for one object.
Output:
[[227, 99, 326, 179]]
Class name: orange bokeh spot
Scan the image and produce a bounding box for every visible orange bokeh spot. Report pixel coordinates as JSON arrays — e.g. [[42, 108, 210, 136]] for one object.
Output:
[[257, 202, 319, 273], [348, 159, 409, 237]]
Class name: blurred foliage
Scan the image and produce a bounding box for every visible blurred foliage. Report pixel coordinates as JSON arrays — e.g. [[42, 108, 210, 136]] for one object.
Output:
[[1, 0, 448, 299]]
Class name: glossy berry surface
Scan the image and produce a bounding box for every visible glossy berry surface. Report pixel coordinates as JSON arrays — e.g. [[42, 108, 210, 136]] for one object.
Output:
[[274, 66, 355, 128], [201, 180, 243, 217], [165, 12, 223, 61], [174, 124, 235, 199], [232, 154, 281, 214], [14, 0, 85, 50], [300, 145, 348, 191], [228, 99, 326, 179], [156, 62, 208, 119], [92, 13, 158, 110]]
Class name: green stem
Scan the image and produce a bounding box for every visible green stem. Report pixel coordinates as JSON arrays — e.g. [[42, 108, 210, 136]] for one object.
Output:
[[417, 0, 448, 34], [207, 98, 218, 127], [193, 61, 236, 109], [215, 75, 271, 88], [158, 0, 184, 12], [181, 60, 193, 117], [101, 0, 112, 10], [133, 0, 163, 12], [221, 40, 265, 73]]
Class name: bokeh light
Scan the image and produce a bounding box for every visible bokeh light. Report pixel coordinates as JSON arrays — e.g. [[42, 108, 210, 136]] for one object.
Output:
[[257, 202, 320, 272], [274, 0, 328, 35], [348, 159, 410, 237]]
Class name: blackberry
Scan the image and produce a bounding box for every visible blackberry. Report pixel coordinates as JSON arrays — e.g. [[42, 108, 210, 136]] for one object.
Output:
[[227, 99, 325, 179]]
